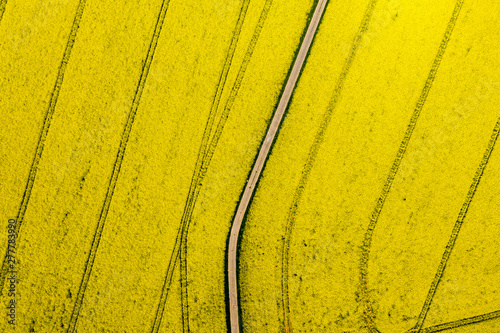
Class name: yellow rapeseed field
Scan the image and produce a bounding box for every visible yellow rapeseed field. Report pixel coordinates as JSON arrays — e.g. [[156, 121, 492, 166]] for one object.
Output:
[[0, 0, 498, 332], [0, 0, 315, 332], [240, 0, 499, 332]]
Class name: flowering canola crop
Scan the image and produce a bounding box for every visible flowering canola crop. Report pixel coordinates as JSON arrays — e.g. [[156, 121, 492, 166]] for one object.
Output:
[[0, 0, 498, 332]]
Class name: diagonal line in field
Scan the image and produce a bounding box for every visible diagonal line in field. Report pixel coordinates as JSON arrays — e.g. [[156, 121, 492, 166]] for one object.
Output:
[[179, 1, 275, 332], [279, 0, 379, 332], [0, 0, 88, 295], [359, 1, 465, 331], [409, 117, 500, 332], [420, 309, 500, 333], [226, 0, 329, 332], [66, 0, 172, 332], [151, 1, 257, 332]]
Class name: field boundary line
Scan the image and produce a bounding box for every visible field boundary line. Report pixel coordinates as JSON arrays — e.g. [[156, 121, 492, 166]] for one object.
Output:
[[0, 0, 88, 294], [359, 1, 464, 332], [65, 0, 172, 331], [409, 117, 500, 332], [279, 0, 379, 331]]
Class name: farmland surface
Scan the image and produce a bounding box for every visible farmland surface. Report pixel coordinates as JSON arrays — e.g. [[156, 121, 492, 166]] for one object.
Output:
[[0, 0, 498, 332]]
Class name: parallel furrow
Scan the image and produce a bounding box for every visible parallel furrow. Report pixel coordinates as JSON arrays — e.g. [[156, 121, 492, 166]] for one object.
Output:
[[358, 1, 464, 331], [280, 1, 379, 332], [420, 310, 500, 333], [0, 0, 88, 294], [410, 117, 500, 332], [66, 0, 172, 331], [149, 1, 276, 331]]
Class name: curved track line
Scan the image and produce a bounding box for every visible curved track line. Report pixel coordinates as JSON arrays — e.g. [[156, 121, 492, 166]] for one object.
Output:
[[226, 1, 329, 332], [179, 1, 274, 331], [150, 1, 269, 331], [178, 1, 257, 329], [410, 117, 500, 332], [280, 1, 378, 331], [420, 310, 500, 333], [358, 1, 464, 331], [0, 0, 88, 294], [157, 0, 253, 329], [65, 0, 172, 331]]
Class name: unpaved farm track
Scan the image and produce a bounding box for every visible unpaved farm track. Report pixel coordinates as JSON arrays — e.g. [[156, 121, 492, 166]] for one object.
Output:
[[226, 1, 329, 332]]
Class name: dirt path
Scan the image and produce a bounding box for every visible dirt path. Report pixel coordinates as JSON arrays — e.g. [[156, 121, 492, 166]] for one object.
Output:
[[226, 0, 328, 331]]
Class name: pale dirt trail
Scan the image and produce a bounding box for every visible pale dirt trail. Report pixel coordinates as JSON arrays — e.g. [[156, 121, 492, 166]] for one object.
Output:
[[227, 0, 328, 331]]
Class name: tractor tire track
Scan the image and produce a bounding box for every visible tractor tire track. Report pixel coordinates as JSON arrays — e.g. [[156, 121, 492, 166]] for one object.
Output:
[[155, 0, 253, 329], [280, 1, 378, 332], [358, 1, 464, 331], [409, 117, 500, 332], [179, 1, 274, 332], [227, 0, 329, 331], [0, 0, 88, 295], [65, 0, 172, 331], [0, 0, 7, 24], [179, 1, 253, 326], [420, 309, 500, 333], [150, 0, 274, 331]]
